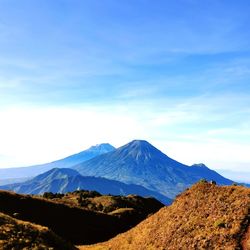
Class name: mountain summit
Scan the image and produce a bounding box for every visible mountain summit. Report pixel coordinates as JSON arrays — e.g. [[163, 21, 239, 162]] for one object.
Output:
[[0, 143, 115, 180], [30, 168, 80, 183], [88, 143, 115, 153], [73, 140, 233, 198], [115, 140, 175, 163]]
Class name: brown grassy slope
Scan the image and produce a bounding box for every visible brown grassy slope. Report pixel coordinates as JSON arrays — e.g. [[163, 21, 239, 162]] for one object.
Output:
[[0, 190, 163, 245], [51, 190, 163, 214], [0, 190, 121, 245], [81, 183, 250, 250], [0, 212, 75, 250]]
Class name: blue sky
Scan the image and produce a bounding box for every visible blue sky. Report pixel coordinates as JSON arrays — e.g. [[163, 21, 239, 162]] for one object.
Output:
[[0, 0, 250, 182]]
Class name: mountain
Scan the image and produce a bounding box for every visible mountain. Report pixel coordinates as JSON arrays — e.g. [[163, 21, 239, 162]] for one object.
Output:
[[0, 189, 163, 245], [0, 143, 115, 180], [73, 140, 233, 199], [0, 168, 172, 204], [81, 182, 250, 250]]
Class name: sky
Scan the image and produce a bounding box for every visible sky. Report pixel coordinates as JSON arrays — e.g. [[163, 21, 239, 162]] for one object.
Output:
[[0, 0, 250, 182]]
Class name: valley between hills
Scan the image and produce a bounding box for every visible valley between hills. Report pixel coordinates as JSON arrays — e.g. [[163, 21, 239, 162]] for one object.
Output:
[[0, 140, 249, 249]]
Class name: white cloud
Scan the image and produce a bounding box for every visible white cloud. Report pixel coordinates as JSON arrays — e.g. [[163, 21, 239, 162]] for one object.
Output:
[[156, 139, 250, 171], [0, 106, 143, 167]]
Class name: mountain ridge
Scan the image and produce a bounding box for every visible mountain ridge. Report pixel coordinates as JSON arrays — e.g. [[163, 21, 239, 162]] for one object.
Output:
[[0, 143, 115, 180], [0, 168, 172, 204]]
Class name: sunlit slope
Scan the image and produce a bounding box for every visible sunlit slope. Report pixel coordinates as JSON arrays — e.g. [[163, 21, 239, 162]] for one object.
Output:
[[82, 182, 249, 250]]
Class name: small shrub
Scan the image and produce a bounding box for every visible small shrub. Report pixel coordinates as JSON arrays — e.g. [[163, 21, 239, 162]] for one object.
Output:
[[214, 219, 226, 228], [43, 192, 54, 199], [199, 179, 207, 184], [42, 192, 64, 199], [75, 190, 101, 199]]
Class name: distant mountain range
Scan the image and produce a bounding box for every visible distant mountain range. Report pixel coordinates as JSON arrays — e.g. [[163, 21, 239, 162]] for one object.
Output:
[[73, 140, 233, 198], [0, 139, 235, 203], [0, 143, 115, 180], [0, 168, 172, 204]]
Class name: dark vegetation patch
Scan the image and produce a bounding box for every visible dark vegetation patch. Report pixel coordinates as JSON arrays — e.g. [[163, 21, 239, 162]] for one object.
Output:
[[50, 190, 163, 226], [0, 190, 163, 245]]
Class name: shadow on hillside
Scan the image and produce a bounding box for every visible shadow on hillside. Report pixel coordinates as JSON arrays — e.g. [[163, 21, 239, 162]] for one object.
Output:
[[0, 191, 163, 245], [0, 191, 123, 244]]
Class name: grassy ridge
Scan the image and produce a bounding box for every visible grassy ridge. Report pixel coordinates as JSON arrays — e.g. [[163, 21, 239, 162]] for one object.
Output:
[[0, 212, 75, 250], [81, 183, 250, 250]]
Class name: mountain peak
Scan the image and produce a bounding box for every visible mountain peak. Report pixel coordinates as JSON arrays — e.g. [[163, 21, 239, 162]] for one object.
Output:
[[33, 168, 80, 182], [130, 139, 150, 144], [122, 139, 171, 161], [128, 139, 151, 147], [125, 140, 158, 151], [191, 163, 208, 169], [88, 143, 115, 152], [118, 140, 163, 162]]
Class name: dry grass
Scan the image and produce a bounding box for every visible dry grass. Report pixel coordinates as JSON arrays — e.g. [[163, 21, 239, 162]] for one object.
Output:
[[0, 190, 121, 245], [108, 208, 135, 216], [0, 212, 75, 250], [51, 191, 163, 215], [44, 191, 164, 225], [80, 183, 250, 250]]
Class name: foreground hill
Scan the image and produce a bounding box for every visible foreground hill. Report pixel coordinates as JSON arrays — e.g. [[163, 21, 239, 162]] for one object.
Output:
[[0, 168, 171, 204], [0, 189, 163, 245], [0, 143, 115, 180], [73, 140, 233, 198], [82, 182, 250, 250], [0, 212, 75, 250]]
